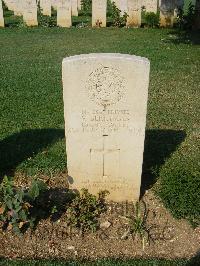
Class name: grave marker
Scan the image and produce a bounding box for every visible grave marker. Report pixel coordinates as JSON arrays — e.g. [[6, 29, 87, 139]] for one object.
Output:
[[62, 53, 150, 202], [71, 0, 78, 16], [57, 0, 71, 27], [0, 0, 4, 27], [40, 0, 51, 16], [142, 0, 158, 13], [160, 0, 175, 27], [23, 0, 38, 26], [127, 0, 141, 27], [92, 0, 107, 27]]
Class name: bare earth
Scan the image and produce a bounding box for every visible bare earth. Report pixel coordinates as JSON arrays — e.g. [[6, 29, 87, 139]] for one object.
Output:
[[0, 175, 199, 260]]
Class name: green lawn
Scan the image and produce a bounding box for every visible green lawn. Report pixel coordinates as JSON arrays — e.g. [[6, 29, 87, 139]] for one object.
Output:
[[0, 258, 191, 266], [0, 26, 199, 222]]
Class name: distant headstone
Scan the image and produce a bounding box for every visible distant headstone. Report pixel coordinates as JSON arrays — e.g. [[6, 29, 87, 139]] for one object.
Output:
[[160, 0, 175, 27], [51, 0, 58, 9], [0, 0, 4, 27], [4, 0, 15, 11], [62, 53, 150, 202], [77, 0, 81, 10], [142, 0, 158, 13], [71, 0, 78, 16], [115, 0, 128, 16], [23, 0, 38, 26], [127, 0, 141, 27], [92, 0, 107, 27], [57, 0, 71, 27], [40, 0, 51, 16], [14, 0, 23, 16]]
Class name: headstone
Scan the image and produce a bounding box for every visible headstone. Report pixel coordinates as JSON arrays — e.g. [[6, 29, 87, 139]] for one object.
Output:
[[142, 0, 158, 13], [51, 0, 58, 9], [160, 0, 175, 27], [119, 0, 128, 16], [23, 0, 38, 26], [57, 0, 71, 27], [0, 0, 4, 27], [14, 0, 23, 16], [71, 0, 78, 16], [114, 0, 128, 16], [77, 0, 81, 10], [4, 0, 15, 11], [40, 0, 51, 16], [92, 0, 107, 27], [62, 53, 150, 202], [127, 0, 141, 27]]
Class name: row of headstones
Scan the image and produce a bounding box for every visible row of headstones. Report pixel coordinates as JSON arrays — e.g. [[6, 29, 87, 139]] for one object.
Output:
[[0, 0, 81, 27], [95, 0, 185, 28], [0, 0, 184, 28]]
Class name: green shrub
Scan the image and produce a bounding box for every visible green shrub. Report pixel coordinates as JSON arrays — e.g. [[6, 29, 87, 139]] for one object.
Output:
[[38, 9, 56, 27], [81, 0, 92, 16], [156, 131, 200, 227], [144, 12, 160, 28], [66, 188, 109, 233], [108, 1, 128, 27], [0, 176, 47, 234], [127, 202, 149, 250], [175, 3, 195, 29]]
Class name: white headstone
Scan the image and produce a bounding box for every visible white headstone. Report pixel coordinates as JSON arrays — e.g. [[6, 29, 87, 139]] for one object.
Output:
[[51, 0, 58, 9], [40, 0, 51, 16], [142, 0, 158, 13], [77, 0, 81, 10], [71, 0, 78, 16], [127, 0, 141, 27], [5, 0, 15, 11], [62, 53, 150, 202], [114, 0, 128, 16], [57, 0, 71, 27], [0, 0, 4, 27], [92, 0, 107, 27], [14, 0, 23, 16], [23, 0, 38, 26]]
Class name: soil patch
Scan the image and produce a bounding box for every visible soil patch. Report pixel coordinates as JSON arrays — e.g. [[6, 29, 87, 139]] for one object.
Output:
[[0, 175, 199, 260]]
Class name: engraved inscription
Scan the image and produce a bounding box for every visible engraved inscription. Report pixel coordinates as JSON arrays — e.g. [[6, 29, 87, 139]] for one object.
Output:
[[87, 67, 125, 109], [81, 109, 131, 133]]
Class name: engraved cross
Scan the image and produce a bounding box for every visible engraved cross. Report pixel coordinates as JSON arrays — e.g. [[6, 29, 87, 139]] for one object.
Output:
[[90, 135, 120, 178]]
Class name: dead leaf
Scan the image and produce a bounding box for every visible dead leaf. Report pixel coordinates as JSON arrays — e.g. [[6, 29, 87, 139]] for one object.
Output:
[[0, 206, 5, 214], [7, 223, 13, 231], [19, 221, 25, 229]]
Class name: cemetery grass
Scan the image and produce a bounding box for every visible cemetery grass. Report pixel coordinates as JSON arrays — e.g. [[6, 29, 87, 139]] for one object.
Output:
[[0, 27, 200, 260], [0, 258, 192, 266]]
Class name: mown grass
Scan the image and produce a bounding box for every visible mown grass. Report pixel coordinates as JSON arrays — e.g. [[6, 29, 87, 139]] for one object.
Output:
[[0, 258, 191, 266], [0, 18, 200, 222]]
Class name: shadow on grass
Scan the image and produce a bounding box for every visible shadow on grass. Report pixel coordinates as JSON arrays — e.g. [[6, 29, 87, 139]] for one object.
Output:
[[165, 29, 200, 45], [141, 129, 186, 197], [0, 128, 65, 178]]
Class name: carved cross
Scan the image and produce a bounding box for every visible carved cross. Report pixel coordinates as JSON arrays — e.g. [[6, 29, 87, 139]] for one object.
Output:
[[90, 135, 120, 178]]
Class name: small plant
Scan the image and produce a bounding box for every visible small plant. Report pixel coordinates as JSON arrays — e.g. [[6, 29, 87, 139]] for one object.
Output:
[[126, 201, 149, 250], [175, 3, 195, 29], [66, 188, 109, 234], [38, 8, 56, 27], [0, 176, 47, 235], [81, 0, 92, 16], [109, 2, 128, 27], [144, 12, 160, 28]]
